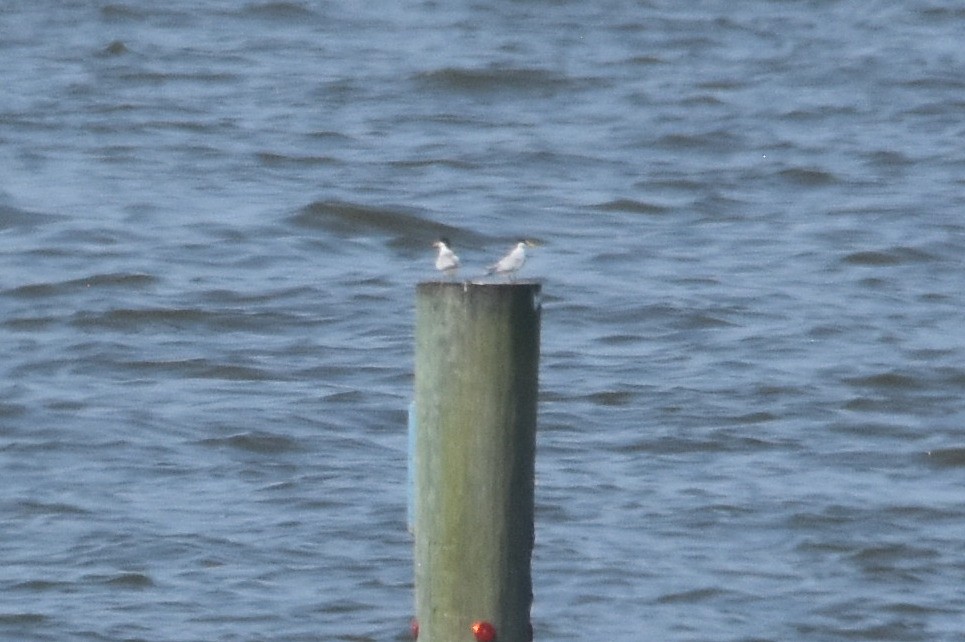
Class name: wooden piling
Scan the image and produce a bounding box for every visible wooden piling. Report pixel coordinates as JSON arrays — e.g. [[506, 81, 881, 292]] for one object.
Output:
[[413, 281, 541, 642]]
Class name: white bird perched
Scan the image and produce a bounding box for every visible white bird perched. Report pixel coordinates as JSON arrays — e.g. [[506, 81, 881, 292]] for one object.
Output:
[[432, 237, 460, 279], [486, 239, 537, 281]]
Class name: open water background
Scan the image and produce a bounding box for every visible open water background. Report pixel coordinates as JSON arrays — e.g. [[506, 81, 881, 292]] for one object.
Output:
[[2, 1, 965, 640]]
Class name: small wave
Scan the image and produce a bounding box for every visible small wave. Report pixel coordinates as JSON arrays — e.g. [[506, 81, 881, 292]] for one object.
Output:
[[846, 542, 939, 582], [677, 312, 735, 330], [118, 70, 238, 87], [256, 151, 339, 168], [725, 411, 779, 424], [627, 54, 666, 65], [842, 246, 936, 266], [920, 6, 965, 20], [388, 157, 479, 170], [828, 421, 918, 440], [0, 402, 28, 418], [627, 434, 772, 455], [240, 2, 318, 21], [843, 371, 924, 391], [580, 390, 635, 407], [323, 389, 366, 404], [924, 447, 965, 469], [100, 572, 155, 589], [6, 273, 157, 299], [199, 430, 304, 454], [654, 129, 742, 151], [17, 500, 91, 516], [102, 40, 128, 56], [417, 66, 569, 95], [597, 333, 644, 346], [0, 613, 47, 625], [776, 166, 838, 186], [69, 307, 309, 335], [938, 367, 965, 389], [11, 579, 74, 592], [657, 587, 727, 604], [2, 315, 58, 331], [288, 200, 470, 250], [0, 203, 59, 230], [592, 198, 670, 215], [200, 285, 317, 306], [863, 149, 914, 169], [118, 358, 279, 381]]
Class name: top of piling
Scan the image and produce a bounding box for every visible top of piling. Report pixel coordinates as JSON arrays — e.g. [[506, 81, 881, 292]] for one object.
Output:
[[417, 281, 542, 307], [416, 281, 542, 314], [417, 280, 541, 292]]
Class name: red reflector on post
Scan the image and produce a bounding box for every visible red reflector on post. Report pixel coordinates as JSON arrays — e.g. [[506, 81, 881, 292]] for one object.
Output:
[[471, 620, 496, 642]]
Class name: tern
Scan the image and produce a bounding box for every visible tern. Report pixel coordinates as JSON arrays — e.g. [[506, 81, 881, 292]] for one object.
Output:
[[486, 239, 537, 281], [432, 237, 460, 280]]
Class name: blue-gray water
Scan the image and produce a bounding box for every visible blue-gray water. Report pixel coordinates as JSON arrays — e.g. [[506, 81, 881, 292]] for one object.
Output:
[[2, 2, 964, 640]]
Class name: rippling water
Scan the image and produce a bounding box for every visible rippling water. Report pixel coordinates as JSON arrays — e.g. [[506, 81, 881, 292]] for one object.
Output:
[[2, 1, 965, 640]]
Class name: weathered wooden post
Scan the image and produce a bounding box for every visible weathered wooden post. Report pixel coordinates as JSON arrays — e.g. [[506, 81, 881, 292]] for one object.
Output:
[[413, 281, 541, 642]]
